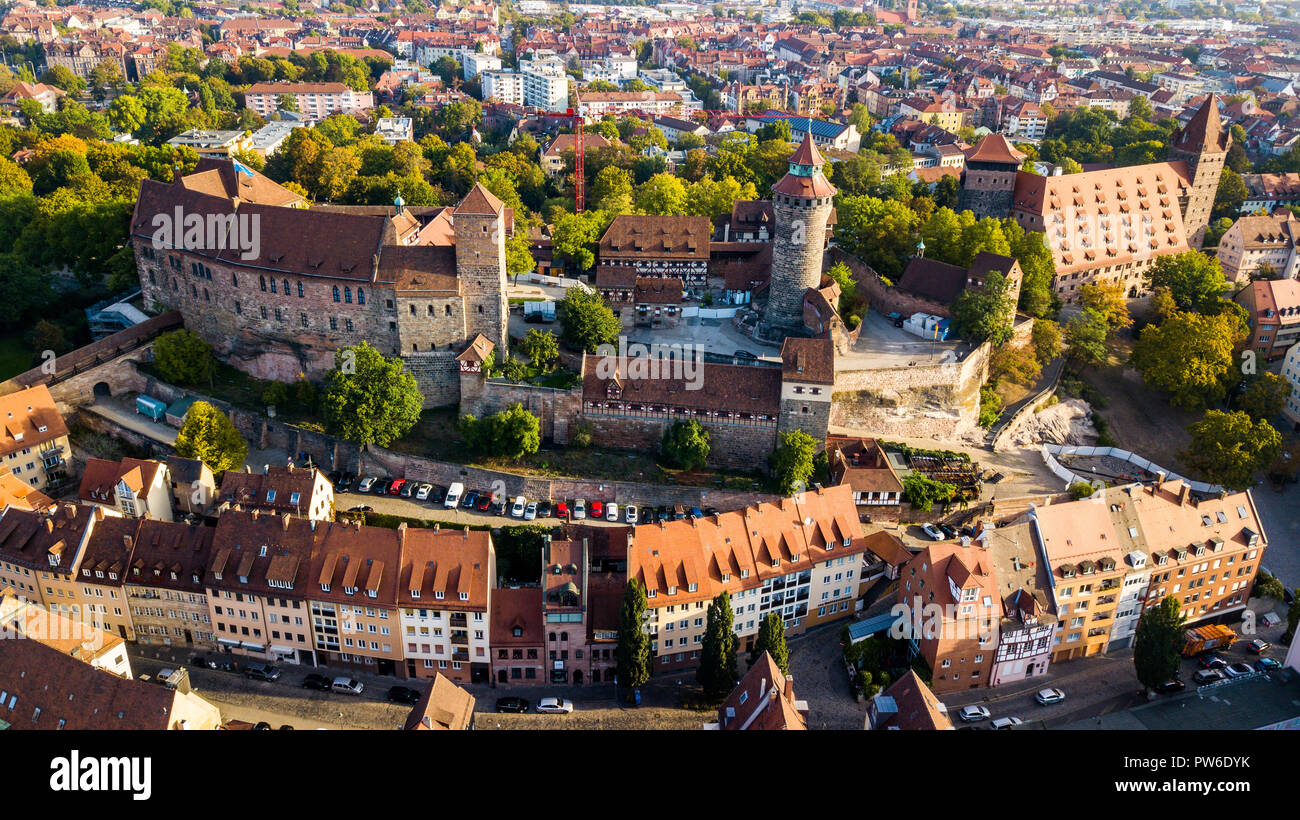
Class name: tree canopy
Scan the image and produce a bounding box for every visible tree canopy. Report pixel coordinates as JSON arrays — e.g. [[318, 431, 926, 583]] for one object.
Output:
[[321, 342, 424, 447]]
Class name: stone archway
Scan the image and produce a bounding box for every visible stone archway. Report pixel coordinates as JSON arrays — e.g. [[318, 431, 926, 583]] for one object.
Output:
[[93, 382, 112, 401]]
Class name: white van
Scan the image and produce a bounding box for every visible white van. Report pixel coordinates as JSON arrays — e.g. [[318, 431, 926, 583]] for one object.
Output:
[[445, 482, 464, 508]]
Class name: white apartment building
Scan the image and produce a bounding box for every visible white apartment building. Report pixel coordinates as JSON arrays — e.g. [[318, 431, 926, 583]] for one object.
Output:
[[523, 69, 569, 112], [1282, 343, 1300, 434], [463, 51, 502, 80], [480, 70, 524, 105], [244, 82, 374, 119]]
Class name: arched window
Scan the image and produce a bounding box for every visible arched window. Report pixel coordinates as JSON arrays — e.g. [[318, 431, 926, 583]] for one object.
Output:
[[548, 632, 556, 642], [203, 288, 210, 302], [333, 286, 340, 302], [560, 631, 568, 642], [282, 279, 290, 295], [190, 284, 197, 297], [259, 275, 267, 292], [344, 287, 352, 304], [269, 278, 276, 294], [297, 282, 304, 297], [357, 288, 365, 305], [231, 272, 238, 287]]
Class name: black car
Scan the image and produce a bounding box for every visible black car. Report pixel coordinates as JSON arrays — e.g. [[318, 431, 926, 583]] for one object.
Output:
[[495, 696, 530, 713], [461, 490, 479, 509], [348, 505, 373, 513], [335, 473, 354, 493], [328, 471, 341, 486], [959, 525, 978, 538], [491, 499, 507, 516], [253, 721, 272, 730], [938, 524, 958, 539], [702, 506, 718, 517], [427, 485, 445, 504], [244, 663, 281, 682], [1155, 678, 1185, 694], [538, 500, 552, 518], [400, 481, 415, 498], [302, 673, 332, 691], [656, 506, 671, 523], [387, 685, 422, 705]]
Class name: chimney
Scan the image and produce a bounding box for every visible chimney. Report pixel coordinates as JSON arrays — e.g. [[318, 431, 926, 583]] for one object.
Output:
[[783, 676, 794, 700], [282, 512, 291, 532], [463, 526, 469, 538], [398, 522, 408, 535], [45, 518, 53, 533], [1178, 484, 1190, 507], [1155, 471, 1166, 489], [251, 508, 260, 520], [64, 502, 76, 518], [244, 464, 251, 473], [172, 163, 182, 184], [124, 534, 134, 549], [263, 464, 270, 474]]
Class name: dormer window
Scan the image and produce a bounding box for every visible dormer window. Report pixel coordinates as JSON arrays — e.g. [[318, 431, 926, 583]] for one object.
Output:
[[289, 492, 300, 506], [668, 586, 677, 595], [459, 592, 468, 601], [772, 558, 781, 568], [266, 490, 276, 503], [741, 569, 749, 579], [647, 589, 657, 598], [410, 589, 420, 598], [192, 573, 199, 583], [435, 591, 444, 600], [367, 589, 377, 598], [722, 573, 731, 582], [687, 583, 697, 593], [259, 545, 267, 557], [36, 426, 46, 433], [321, 583, 330, 592], [239, 575, 248, 584], [214, 571, 222, 581], [95, 570, 103, 578], [343, 586, 356, 595]]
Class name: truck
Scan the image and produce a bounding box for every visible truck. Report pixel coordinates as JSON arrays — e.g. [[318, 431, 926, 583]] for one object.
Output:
[[1181, 624, 1236, 657]]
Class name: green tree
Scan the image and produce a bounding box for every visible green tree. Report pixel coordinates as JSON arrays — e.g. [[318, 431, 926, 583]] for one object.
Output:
[[950, 270, 1015, 346], [1031, 319, 1063, 366], [558, 285, 620, 353], [833, 194, 920, 279], [1132, 596, 1186, 692], [321, 342, 423, 447], [550, 210, 605, 273], [1077, 282, 1132, 331], [276, 93, 299, 113], [1182, 410, 1281, 491], [902, 473, 957, 512], [770, 429, 818, 495], [1131, 311, 1243, 409], [174, 401, 248, 474], [615, 578, 651, 691], [1064, 308, 1110, 368], [697, 591, 738, 701], [520, 328, 559, 371], [633, 172, 687, 215], [1254, 570, 1286, 601], [152, 329, 214, 386], [1213, 167, 1248, 221], [1145, 251, 1231, 314], [660, 419, 710, 471], [1235, 373, 1289, 421], [749, 613, 790, 674]]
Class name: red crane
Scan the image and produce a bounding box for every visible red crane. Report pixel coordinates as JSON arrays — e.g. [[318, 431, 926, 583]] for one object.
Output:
[[542, 108, 585, 212]]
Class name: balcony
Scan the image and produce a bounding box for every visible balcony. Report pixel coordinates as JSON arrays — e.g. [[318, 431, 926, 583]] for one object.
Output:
[[451, 631, 468, 645], [1098, 581, 1120, 592], [1097, 595, 1117, 605], [449, 614, 467, 628], [451, 649, 469, 662]]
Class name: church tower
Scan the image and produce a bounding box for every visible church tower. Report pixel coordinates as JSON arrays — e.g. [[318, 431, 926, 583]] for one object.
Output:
[[1169, 93, 1230, 249], [455, 183, 509, 353], [764, 134, 837, 338]]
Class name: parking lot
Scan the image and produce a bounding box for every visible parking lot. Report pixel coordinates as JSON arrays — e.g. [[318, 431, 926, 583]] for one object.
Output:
[[327, 471, 720, 529]]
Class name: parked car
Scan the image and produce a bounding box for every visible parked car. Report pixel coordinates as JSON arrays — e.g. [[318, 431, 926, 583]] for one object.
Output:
[[1255, 657, 1282, 671], [689, 506, 702, 519], [656, 506, 671, 523], [921, 523, 945, 541], [538, 500, 552, 518], [491, 499, 507, 516], [461, 490, 479, 510], [1155, 678, 1186, 694], [1034, 688, 1065, 706], [524, 501, 537, 520], [328, 471, 342, 487], [444, 482, 463, 508], [1193, 668, 1225, 685], [348, 505, 373, 513], [1246, 639, 1270, 655], [426, 484, 445, 504], [990, 717, 1023, 730], [555, 501, 568, 519], [190, 653, 218, 669], [1198, 654, 1228, 670], [606, 502, 619, 522], [331, 677, 364, 695], [536, 697, 574, 714], [495, 696, 530, 713], [415, 483, 432, 501], [1224, 662, 1254, 678], [476, 493, 493, 512], [958, 705, 990, 722], [357, 476, 378, 493], [399, 480, 414, 498], [383, 479, 401, 495], [244, 663, 281, 682], [572, 499, 586, 520], [386, 685, 422, 705], [510, 495, 526, 517], [302, 673, 332, 691], [733, 349, 757, 360], [624, 504, 638, 524], [590, 500, 605, 519], [253, 721, 272, 730], [938, 523, 958, 539]]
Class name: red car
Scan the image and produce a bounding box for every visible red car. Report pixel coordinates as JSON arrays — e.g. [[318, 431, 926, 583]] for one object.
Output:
[[555, 501, 569, 519], [476, 493, 493, 512], [389, 479, 406, 495], [590, 500, 604, 519]]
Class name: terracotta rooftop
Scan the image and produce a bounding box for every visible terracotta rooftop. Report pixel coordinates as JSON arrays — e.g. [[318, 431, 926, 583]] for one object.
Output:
[[965, 133, 1027, 165]]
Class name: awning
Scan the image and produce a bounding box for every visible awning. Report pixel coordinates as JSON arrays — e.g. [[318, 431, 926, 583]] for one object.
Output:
[[217, 637, 240, 646], [269, 645, 295, 655], [240, 641, 265, 651]]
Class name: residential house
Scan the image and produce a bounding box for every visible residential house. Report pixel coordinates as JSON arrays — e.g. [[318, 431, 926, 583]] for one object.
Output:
[[867, 669, 954, 730], [78, 457, 175, 521], [705, 651, 807, 730], [1218, 211, 1300, 284], [1234, 278, 1300, 362], [827, 436, 904, 508], [0, 385, 70, 493], [218, 464, 334, 521], [403, 673, 477, 729]]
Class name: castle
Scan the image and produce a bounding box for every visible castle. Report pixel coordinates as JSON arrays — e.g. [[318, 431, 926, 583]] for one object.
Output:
[[959, 95, 1229, 303], [132, 159, 510, 408], [763, 134, 839, 337]]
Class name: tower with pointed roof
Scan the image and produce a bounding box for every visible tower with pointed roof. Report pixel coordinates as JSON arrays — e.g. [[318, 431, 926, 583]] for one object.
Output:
[[1169, 94, 1230, 249], [455, 182, 510, 353], [958, 133, 1026, 219], [763, 134, 837, 337]]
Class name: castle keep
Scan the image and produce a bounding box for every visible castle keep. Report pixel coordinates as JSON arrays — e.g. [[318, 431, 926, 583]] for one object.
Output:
[[131, 159, 510, 408], [763, 134, 838, 337]]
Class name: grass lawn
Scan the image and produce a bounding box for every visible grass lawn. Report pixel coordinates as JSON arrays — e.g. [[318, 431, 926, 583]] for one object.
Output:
[[0, 334, 33, 381]]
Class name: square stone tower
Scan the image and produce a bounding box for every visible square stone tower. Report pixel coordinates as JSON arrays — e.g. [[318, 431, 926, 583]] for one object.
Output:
[[1169, 94, 1230, 249], [777, 336, 835, 448], [454, 183, 510, 353]]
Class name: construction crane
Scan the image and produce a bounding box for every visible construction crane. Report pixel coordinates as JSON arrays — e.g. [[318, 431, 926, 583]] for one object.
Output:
[[541, 108, 586, 212]]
